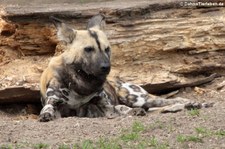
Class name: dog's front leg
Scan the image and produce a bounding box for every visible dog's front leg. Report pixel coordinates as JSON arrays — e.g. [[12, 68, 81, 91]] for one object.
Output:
[[39, 78, 66, 122]]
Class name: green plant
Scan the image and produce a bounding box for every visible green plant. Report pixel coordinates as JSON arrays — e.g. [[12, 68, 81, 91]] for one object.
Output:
[[215, 130, 225, 137], [136, 141, 147, 149], [97, 138, 121, 149], [132, 121, 145, 133], [0, 144, 13, 149], [120, 121, 146, 142], [195, 127, 209, 135], [148, 137, 169, 149], [58, 144, 70, 149], [120, 132, 139, 142], [33, 143, 49, 149], [195, 127, 225, 137], [81, 140, 94, 149], [177, 135, 203, 143], [149, 137, 158, 147], [15, 143, 26, 149], [188, 109, 200, 116]]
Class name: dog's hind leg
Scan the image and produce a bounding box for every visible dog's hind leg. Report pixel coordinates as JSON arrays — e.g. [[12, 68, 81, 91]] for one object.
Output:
[[116, 80, 213, 113]]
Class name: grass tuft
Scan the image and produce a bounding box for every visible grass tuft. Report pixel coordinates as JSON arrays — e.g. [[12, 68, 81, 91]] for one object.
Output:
[[58, 144, 70, 149], [188, 109, 200, 116], [33, 143, 49, 149], [177, 135, 203, 143], [148, 137, 169, 149], [215, 130, 225, 137], [120, 132, 139, 142], [132, 121, 145, 133], [97, 138, 121, 149], [195, 127, 210, 135], [195, 127, 225, 137], [0, 144, 13, 149], [81, 140, 94, 149]]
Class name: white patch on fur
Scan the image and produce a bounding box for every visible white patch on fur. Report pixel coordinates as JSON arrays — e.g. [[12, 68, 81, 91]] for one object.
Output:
[[47, 95, 60, 100], [40, 104, 54, 114], [45, 88, 55, 98], [115, 105, 132, 115], [46, 88, 54, 93], [40, 104, 61, 119], [134, 97, 146, 107], [121, 82, 148, 107]]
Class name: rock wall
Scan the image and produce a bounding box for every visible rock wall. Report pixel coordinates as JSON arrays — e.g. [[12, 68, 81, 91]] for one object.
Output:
[[0, 0, 225, 103]]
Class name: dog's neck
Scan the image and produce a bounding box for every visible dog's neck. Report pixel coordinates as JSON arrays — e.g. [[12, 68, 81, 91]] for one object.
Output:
[[59, 62, 107, 96]]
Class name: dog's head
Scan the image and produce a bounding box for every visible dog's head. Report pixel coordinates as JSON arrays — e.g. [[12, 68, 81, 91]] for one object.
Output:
[[51, 15, 111, 79]]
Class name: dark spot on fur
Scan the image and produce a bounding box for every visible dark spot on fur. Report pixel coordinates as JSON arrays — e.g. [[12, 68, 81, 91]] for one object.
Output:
[[115, 78, 124, 86], [62, 96, 69, 101], [89, 96, 102, 104], [142, 99, 163, 110], [142, 102, 153, 111], [129, 85, 141, 92], [88, 30, 101, 51], [61, 89, 69, 96], [46, 91, 55, 97], [126, 94, 138, 103]]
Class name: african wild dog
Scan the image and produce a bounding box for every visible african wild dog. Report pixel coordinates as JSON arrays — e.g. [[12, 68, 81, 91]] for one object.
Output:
[[39, 15, 211, 122]]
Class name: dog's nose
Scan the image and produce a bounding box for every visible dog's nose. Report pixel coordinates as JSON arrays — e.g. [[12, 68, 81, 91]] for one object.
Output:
[[100, 62, 110, 72]]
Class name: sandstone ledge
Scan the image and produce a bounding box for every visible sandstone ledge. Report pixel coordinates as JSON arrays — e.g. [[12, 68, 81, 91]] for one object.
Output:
[[0, 0, 225, 103]]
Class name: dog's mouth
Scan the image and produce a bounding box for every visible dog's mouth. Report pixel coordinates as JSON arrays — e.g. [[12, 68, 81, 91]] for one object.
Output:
[[77, 68, 108, 80]]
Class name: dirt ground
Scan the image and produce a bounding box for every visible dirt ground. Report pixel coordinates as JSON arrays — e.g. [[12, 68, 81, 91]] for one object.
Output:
[[0, 91, 225, 148], [0, 0, 225, 148]]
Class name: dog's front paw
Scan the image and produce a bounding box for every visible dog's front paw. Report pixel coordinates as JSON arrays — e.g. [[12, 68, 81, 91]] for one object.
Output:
[[39, 112, 55, 122], [185, 102, 202, 110], [129, 108, 146, 116], [39, 104, 56, 122]]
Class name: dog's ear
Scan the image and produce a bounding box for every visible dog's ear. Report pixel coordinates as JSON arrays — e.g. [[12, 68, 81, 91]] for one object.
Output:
[[50, 16, 76, 44], [87, 14, 106, 30]]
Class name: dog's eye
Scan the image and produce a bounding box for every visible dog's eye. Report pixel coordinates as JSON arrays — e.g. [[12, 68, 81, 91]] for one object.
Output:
[[84, 47, 94, 53], [105, 47, 110, 53]]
